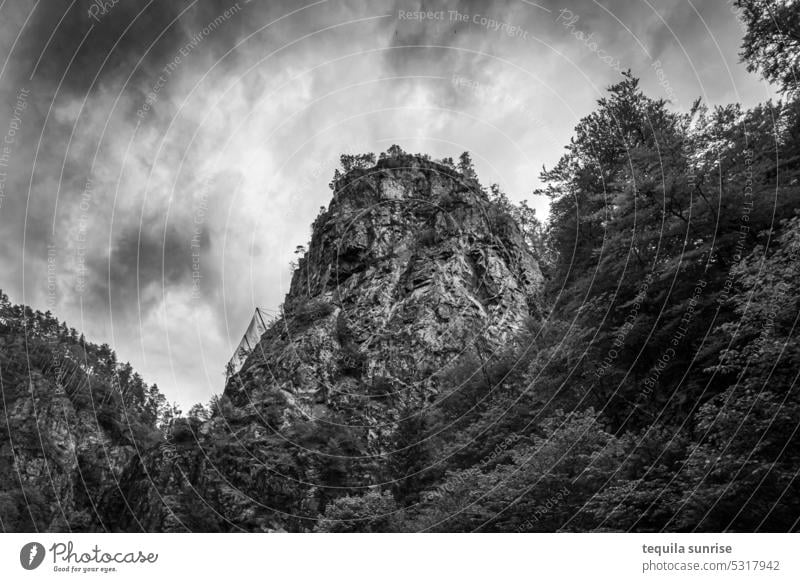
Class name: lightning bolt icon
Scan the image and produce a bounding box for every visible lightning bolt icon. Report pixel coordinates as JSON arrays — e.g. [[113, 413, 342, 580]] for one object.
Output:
[[28, 545, 38, 566]]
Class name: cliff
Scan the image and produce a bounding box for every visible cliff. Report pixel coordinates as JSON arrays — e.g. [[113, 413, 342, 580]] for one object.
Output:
[[227, 153, 543, 444]]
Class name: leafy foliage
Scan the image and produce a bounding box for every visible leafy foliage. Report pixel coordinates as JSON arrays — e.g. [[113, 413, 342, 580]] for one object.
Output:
[[315, 490, 399, 532], [735, 0, 800, 95]]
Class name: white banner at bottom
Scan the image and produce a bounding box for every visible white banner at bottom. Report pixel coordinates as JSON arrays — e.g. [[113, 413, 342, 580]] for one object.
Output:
[[1, 533, 797, 582]]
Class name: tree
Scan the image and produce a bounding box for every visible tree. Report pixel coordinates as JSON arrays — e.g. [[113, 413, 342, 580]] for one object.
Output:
[[328, 168, 343, 191], [735, 0, 800, 94], [315, 490, 400, 532], [675, 385, 800, 531], [708, 214, 800, 392], [384, 144, 405, 158], [188, 403, 210, 423], [410, 409, 626, 532], [389, 406, 437, 506], [486, 185, 554, 269], [536, 72, 683, 295], [339, 152, 375, 172], [458, 151, 476, 179], [290, 418, 364, 510], [691, 215, 800, 524]]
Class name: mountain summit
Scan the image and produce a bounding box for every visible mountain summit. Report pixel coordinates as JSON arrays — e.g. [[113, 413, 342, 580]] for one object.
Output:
[[226, 151, 544, 443]]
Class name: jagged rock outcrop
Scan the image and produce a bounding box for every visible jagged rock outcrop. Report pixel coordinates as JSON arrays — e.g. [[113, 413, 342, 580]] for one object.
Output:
[[226, 154, 543, 450]]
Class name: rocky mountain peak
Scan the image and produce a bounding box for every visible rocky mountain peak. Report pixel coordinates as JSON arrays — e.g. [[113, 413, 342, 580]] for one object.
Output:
[[226, 152, 544, 440]]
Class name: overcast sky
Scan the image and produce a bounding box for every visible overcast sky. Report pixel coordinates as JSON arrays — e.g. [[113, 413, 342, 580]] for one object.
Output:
[[0, 0, 776, 409]]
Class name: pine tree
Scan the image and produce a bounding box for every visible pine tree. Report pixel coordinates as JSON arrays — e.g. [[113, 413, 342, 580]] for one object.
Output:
[[389, 405, 436, 506], [458, 151, 476, 179]]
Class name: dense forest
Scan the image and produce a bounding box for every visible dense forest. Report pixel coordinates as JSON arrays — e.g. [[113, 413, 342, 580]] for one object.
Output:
[[1, 0, 799, 532]]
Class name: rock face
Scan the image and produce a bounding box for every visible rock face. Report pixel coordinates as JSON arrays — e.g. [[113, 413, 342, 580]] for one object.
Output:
[[226, 154, 543, 448], [0, 322, 158, 532], [0, 374, 127, 531]]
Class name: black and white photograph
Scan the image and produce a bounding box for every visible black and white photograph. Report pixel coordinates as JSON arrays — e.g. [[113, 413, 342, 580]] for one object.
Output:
[[0, 0, 798, 579]]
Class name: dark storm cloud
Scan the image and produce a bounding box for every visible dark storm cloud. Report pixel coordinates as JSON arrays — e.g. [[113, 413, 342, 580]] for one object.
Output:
[[0, 1, 255, 313], [16, 0, 247, 93], [82, 216, 210, 314]]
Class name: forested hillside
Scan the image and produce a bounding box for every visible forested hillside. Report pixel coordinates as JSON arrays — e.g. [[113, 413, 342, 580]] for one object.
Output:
[[0, 293, 173, 531]]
